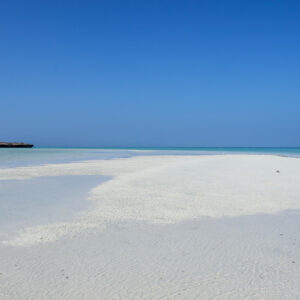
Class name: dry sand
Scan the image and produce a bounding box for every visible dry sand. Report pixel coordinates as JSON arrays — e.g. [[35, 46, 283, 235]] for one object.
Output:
[[0, 155, 300, 299]]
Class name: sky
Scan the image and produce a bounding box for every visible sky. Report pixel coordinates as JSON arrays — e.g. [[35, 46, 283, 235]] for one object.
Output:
[[1, 0, 300, 147]]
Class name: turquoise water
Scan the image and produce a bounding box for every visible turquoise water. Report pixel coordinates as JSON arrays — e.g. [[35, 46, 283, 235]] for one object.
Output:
[[0, 147, 300, 168]]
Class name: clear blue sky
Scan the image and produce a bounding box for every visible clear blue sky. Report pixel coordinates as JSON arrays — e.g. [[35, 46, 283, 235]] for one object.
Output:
[[1, 0, 299, 147]]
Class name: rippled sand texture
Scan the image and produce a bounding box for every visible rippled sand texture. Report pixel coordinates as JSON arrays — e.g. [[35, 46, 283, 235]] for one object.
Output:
[[0, 155, 300, 299]]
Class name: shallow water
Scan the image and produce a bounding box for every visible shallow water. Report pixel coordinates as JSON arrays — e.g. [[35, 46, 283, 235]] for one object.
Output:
[[0, 148, 299, 242], [0, 175, 108, 240], [0, 148, 136, 168], [0, 147, 300, 168], [0, 150, 299, 299]]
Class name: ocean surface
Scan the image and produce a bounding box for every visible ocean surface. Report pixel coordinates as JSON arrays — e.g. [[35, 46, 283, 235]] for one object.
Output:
[[0, 147, 300, 168]]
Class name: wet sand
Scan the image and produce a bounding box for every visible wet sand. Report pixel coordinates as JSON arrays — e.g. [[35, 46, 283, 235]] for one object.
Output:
[[0, 154, 300, 299]]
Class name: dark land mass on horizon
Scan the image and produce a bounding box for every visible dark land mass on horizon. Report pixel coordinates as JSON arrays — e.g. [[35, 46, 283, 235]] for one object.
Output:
[[0, 142, 34, 148]]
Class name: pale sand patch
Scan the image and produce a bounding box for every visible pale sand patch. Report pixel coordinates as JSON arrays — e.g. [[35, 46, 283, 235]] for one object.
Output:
[[0, 155, 300, 246]]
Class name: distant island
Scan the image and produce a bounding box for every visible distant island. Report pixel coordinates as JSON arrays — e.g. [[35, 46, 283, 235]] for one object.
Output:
[[0, 142, 34, 148]]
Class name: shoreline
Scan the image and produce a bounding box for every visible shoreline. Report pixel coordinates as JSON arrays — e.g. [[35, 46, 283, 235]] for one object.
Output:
[[1, 149, 300, 171]]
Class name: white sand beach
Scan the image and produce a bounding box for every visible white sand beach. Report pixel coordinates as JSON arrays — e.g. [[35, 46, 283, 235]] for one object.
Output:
[[1, 154, 300, 299]]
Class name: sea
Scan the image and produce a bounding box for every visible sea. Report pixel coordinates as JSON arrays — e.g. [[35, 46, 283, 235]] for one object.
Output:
[[0, 147, 300, 168]]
